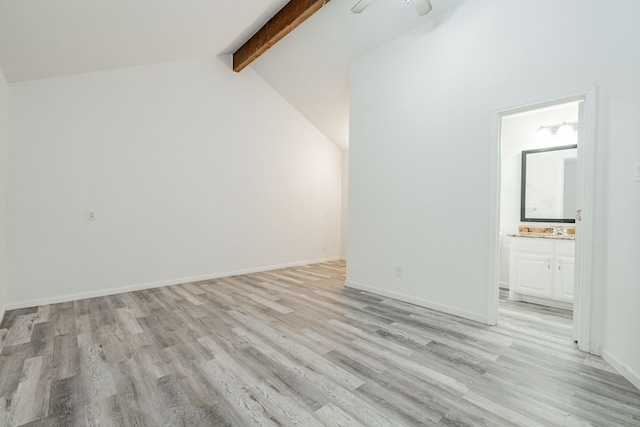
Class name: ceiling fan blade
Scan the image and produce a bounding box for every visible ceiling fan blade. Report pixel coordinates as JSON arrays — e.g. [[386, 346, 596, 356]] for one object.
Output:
[[351, 0, 374, 14], [413, 0, 433, 15]]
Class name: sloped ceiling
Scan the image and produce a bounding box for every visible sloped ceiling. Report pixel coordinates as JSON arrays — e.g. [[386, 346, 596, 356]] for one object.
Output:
[[0, 0, 466, 151], [0, 0, 291, 82], [243, 0, 439, 151]]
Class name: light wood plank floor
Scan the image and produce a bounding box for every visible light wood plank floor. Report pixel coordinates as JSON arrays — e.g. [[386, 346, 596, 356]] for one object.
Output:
[[0, 260, 638, 426]]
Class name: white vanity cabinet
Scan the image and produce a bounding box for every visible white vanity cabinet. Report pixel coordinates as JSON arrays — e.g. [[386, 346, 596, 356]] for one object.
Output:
[[509, 237, 575, 308]]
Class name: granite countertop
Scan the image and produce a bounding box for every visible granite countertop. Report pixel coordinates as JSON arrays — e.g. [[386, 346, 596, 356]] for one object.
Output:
[[508, 232, 575, 240]]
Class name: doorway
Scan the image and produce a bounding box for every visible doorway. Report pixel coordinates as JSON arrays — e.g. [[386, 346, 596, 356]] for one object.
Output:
[[501, 100, 580, 333], [488, 88, 597, 353]]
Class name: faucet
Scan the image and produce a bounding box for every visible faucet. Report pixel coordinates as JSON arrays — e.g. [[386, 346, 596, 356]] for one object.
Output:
[[553, 227, 566, 236]]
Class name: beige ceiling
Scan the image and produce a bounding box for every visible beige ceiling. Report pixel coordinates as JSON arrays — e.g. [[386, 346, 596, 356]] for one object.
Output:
[[0, 0, 466, 150]]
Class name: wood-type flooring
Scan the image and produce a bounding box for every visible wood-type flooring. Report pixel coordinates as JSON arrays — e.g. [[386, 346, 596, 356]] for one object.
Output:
[[0, 260, 639, 426]]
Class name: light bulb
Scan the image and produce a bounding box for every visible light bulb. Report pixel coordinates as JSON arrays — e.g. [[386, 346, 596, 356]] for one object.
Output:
[[556, 122, 575, 137]]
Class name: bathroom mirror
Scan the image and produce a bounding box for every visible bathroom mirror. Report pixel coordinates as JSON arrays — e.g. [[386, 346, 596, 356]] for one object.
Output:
[[521, 144, 577, 223]]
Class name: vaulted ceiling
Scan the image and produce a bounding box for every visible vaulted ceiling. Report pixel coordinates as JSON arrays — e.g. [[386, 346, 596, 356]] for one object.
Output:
[[0, 0, 465, 150]]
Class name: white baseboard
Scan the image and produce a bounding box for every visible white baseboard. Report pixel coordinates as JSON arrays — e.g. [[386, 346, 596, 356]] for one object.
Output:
[[6, 257, 341, 311], [601, 348, 640, 392], [499, 281, 510, 290], [589, 342, 602, 356], [519, 294, 573, 311], [344, 280, 487, 324]]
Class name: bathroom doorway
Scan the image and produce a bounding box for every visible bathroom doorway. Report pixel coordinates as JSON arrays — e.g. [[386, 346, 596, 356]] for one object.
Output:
[[488, 89, 597, 353], [500, 100, 580, 341]]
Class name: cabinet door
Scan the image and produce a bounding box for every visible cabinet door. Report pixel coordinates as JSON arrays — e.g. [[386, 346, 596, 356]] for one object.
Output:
[[554, 255, 575, 302], [510, 252, 554, 298]]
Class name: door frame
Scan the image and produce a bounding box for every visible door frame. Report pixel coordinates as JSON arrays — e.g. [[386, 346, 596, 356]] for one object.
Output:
[[487, 87, 598, 353]]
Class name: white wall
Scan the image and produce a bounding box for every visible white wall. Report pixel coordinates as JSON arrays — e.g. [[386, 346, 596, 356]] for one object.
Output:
[[0, 70, 8, 323], [341, 151, 349, 259], [599, 1, 640, 388], [7, 57, 342, 307], [348, 0, 640, 382]]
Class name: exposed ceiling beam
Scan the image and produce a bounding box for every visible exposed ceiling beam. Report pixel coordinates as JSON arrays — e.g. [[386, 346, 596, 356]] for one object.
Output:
[[233, 0, 330, 73]]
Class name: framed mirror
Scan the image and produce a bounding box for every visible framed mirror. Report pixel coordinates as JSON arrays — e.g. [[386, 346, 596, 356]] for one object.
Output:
[[521, 144, 577, 223]]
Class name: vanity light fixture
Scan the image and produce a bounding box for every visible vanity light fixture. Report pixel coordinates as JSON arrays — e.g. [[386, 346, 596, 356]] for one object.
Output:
[[536, 121, 578, 136]]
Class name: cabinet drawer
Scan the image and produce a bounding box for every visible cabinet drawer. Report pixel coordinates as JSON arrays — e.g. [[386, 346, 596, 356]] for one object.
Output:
[[510, 238, 554, 255], [555, 240, 575, 257]]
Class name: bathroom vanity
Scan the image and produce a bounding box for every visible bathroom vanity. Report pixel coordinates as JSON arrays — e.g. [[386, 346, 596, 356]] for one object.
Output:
[[508, 233, 575, 310]]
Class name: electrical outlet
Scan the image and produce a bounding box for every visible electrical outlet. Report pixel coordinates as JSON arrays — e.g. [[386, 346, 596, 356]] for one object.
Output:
[[634, 161, 640, 182], [395, 266, 403, 278], [322, 246, 326, 253], [87, 211, 96, 221]]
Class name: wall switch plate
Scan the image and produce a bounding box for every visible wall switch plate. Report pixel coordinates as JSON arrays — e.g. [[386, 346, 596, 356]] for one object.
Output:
[[87, 211, 96, 221], [635, 161, 640, 182]]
